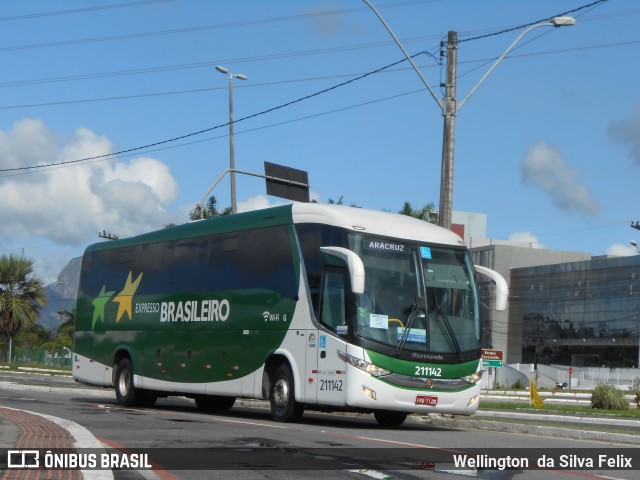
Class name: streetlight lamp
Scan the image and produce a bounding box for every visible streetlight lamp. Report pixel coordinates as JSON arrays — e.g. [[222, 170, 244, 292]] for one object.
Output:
[[630, 240, 640, 254], [362, 0, 575, 230], [216, 65, 248, 214]]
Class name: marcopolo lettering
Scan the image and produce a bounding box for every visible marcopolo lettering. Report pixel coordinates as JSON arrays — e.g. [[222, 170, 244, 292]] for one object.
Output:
[[368, 241, 405, 252], [160, 299, 230, 323]]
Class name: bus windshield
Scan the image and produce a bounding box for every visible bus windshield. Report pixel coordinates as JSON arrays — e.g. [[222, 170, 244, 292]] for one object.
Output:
[[350, 234, 480, 355]]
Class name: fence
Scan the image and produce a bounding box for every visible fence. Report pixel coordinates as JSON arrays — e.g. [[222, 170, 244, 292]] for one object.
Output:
[[12, 347, 72, 367]]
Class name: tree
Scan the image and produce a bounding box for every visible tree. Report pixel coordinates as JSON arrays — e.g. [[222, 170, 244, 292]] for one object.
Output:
[[189, 195, 232, 221], [56, 310, 75, 339], [399, 201, 438, 224], [0, 254, 47, 362]]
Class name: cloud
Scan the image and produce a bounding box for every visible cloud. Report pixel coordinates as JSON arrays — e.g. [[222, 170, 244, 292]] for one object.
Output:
[[520, 141, 598, 214], [0, 119, 179, 245], [237, 194, 288, 213], [608, 107, 640, 165], [606, 243, 639, 257], [507, 231, 544, 248], [306, 2, 344, 36]]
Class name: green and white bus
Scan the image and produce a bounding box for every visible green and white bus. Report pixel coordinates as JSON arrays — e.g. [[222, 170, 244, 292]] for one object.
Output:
[[73, 203, 507, 426]]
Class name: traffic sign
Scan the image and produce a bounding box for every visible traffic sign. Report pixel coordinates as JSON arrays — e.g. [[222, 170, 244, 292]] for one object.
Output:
[[482, 359, 503, 368], [481, 349, 504, 368]]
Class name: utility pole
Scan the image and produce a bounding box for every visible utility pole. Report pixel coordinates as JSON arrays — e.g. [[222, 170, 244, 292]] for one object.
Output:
[[439, 31, 457, 231], [99, 230, 119, 241]]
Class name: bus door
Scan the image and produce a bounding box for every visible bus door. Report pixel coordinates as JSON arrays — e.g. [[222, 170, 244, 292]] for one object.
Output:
[[316, 268, 348, 406]]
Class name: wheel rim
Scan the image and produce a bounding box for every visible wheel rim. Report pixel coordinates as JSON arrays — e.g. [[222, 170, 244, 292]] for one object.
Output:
[[119, 369, 130, 397], [273, 377, 289, 410]]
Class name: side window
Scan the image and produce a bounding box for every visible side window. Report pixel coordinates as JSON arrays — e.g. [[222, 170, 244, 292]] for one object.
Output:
[[320, 269, 347, 335]]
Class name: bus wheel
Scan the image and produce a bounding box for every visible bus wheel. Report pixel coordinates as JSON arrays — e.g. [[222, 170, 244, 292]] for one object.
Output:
[[195, 395, 236, 412], [114, 358, 138, 407], [374, 410, 408, 427], [269, 364, 304, 422]]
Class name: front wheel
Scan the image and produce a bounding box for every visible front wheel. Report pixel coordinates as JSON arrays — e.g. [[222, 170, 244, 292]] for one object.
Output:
[[269, 364, 304, 422], [114, 358, 138, 407], [374, 410, 408, 427]]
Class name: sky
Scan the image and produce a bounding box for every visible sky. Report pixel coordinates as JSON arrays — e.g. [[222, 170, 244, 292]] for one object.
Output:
[[1, 0, 639, 286]]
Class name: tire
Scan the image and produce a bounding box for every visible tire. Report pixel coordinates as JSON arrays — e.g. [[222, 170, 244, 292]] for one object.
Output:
[[114, 358, 138, 407], [195, 395, 236, 412], [374, 410, 408, 427], [269, 364, 304, 422], [114, 358, 157, 408]]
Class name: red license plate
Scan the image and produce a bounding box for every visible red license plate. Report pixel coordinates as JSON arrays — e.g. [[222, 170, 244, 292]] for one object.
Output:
[[415, 395, 438, 406]]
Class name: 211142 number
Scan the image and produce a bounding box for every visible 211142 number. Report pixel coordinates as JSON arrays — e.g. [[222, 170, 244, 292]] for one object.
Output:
[[415, 366, 442, 377], [320, 379, 343, 391]]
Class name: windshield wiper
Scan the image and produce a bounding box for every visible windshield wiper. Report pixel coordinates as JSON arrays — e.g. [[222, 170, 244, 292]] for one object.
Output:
[[394, 303, 420, 357], [433, 304, 461, 361]]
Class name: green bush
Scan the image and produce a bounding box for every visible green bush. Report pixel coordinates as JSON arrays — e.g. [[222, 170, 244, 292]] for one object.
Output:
[[511, 379, 524, 390], [591, 384, 629, 410]]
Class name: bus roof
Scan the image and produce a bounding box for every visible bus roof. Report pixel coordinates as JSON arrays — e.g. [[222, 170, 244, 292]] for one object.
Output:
[[291, 203, 463, 246], [85, 203, 464, 254]]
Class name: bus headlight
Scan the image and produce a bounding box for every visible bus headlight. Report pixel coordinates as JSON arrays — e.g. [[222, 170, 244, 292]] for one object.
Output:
[[460, 371, 483, 384], [342, 352, 390, 377]]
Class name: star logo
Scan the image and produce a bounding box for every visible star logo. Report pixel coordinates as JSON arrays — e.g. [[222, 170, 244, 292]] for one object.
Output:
[[113, 271, 143, 323], [92, 285, 115, 330]]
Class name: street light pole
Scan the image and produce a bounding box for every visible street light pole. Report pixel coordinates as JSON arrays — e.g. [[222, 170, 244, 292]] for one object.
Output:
[[216, 65, 248, 214], [362, 0, 575, 230], [438, 16, 575, 230], [439, 31, 457, 230]]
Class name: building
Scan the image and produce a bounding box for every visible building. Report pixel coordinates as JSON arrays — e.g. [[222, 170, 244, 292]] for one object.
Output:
[[470, 242, 640, 369]]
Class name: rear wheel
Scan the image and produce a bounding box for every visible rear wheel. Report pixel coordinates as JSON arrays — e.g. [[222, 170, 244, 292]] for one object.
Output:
[[269, 364, 304, 422], [195, 395, 236, 412], [374, 410, 408, 427]]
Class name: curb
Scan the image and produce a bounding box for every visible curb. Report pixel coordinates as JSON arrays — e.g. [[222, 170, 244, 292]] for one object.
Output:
[[425, 416, 640, 445]]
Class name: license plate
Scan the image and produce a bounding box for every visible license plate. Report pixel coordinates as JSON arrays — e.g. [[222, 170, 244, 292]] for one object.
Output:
[[415, 395, 438, 406]]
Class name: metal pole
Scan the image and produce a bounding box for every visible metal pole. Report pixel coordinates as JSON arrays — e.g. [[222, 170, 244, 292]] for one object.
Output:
[[438, 31, 457, 231], [228, 75, 237, 214]]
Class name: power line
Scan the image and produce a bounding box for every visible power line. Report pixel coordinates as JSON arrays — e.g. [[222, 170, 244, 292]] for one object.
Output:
[[2, 29, 636, 174], [0, 0, 433, 53], [0, 0, 622, 175], [0, 36, 440, 89], [0, 51, 434, 174], [458, 0, 610, 43], [0, 0, 171, 22]]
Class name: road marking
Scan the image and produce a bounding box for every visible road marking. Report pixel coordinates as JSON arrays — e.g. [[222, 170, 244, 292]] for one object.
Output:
[[347, 469, 393, 479]]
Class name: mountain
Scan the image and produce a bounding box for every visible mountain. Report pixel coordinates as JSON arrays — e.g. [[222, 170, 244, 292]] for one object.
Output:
[[38, 257, 81, 330]]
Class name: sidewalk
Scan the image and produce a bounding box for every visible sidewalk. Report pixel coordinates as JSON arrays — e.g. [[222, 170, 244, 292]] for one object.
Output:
[[0, 406, 85, 479], [0, 406, 113, 480]]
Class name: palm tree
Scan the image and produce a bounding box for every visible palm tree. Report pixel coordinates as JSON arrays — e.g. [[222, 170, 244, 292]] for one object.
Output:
[[189, 195, 232, 221], [399, 201, 438, 224], [0, 254, 46, 362]]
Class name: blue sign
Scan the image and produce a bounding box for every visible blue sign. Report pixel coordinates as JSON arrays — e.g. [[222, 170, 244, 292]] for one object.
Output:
[[319, 336, 327, 348], [420, 246, 432, 259]]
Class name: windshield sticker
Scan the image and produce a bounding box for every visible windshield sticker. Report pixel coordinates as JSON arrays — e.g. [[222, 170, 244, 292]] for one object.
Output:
[[420, 246, 432, 259], [369, 313, 389, 330], [397, 327, 427, 344]]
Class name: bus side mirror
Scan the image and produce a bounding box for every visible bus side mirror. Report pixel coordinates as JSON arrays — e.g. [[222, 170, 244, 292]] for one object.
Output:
[[474, 265, 508, 311], [320, 246, 365, 294]]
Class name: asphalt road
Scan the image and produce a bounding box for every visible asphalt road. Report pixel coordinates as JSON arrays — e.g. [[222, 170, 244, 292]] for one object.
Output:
[[0, 371, 638, 480]]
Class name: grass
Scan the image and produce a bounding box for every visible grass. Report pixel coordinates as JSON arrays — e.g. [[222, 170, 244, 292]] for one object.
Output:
[[480, 400, 640, 417]]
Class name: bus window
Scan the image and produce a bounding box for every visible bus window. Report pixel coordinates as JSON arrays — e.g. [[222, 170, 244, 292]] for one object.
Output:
[[320, 269, 347, 336]]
